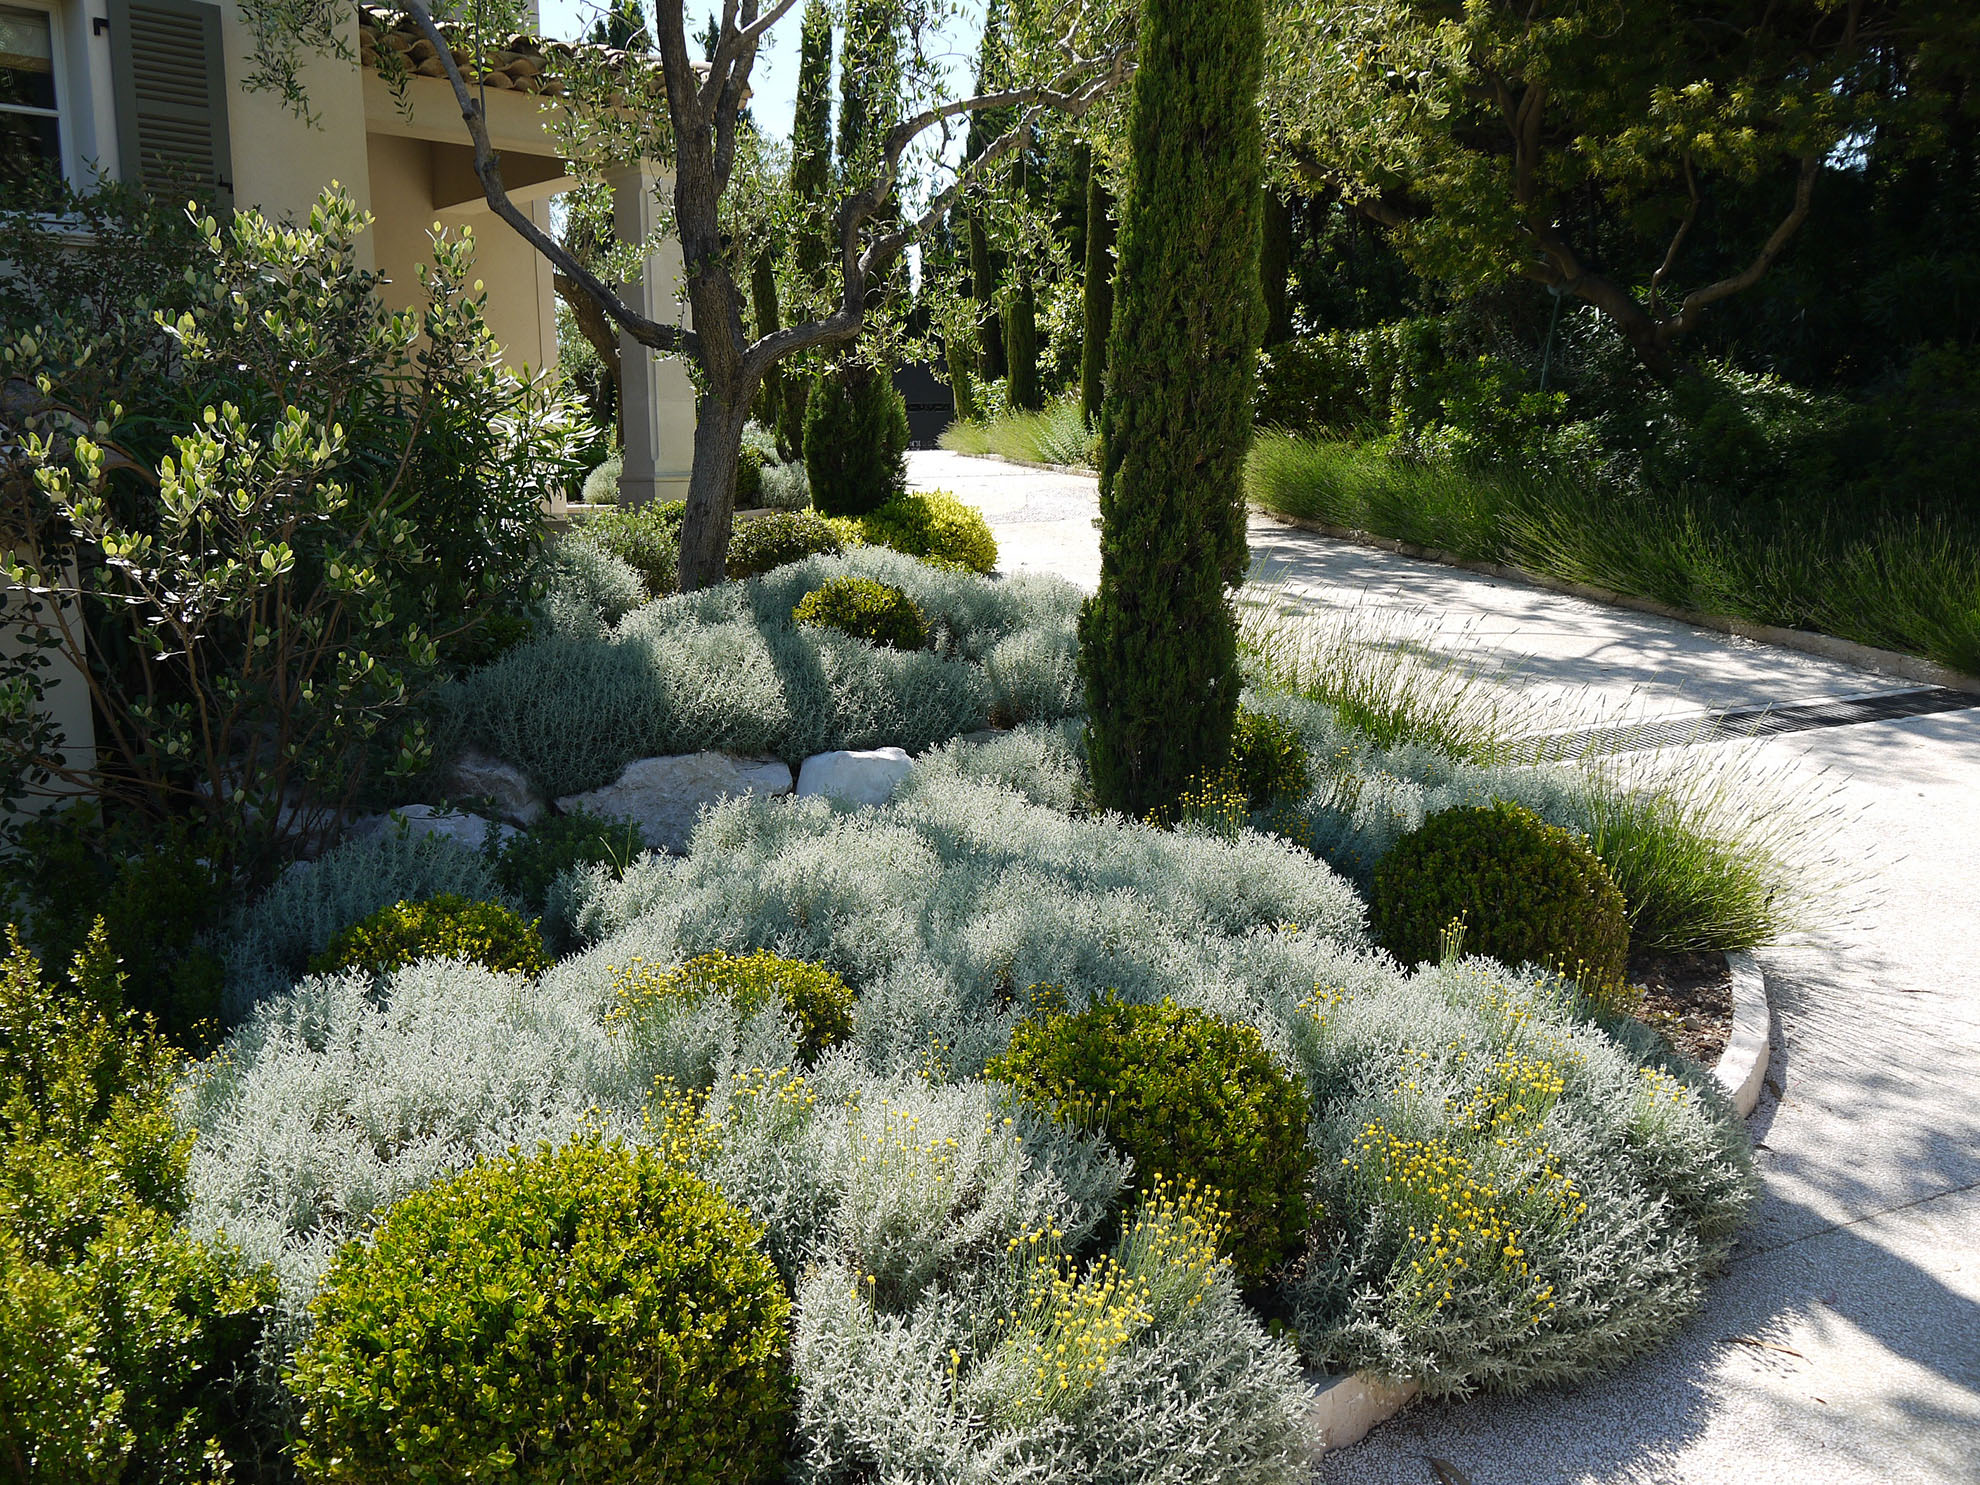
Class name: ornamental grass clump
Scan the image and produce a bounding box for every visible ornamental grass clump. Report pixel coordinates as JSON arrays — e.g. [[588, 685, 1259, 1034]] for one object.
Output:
[[1372, 801, 1629, 996], [793, 576, 930, 650], [610, 950, 856, 1063], [286, 1136, 791, 1485], [307, 893, 548, 979], [988, 996, 1313, 1279]]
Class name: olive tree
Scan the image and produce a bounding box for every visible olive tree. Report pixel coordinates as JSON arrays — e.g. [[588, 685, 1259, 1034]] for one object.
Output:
[[1262, 0, 1975, 378], [240, 0, 1132, 589]]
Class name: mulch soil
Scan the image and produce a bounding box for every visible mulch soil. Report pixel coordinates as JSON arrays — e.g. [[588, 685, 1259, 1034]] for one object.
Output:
[[1627, 948, 1733, 1066]]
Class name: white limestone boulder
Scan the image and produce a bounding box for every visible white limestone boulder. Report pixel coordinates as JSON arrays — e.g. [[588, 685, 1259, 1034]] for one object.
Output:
[[345, 803, 518, 853], [557, 752, 793, 853], [449, 748, 545, 826], [795, 747, 913, 808]]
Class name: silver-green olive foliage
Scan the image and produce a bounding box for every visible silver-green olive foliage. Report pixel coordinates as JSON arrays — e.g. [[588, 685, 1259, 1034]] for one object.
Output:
[[1262, 0, 1978, 376]]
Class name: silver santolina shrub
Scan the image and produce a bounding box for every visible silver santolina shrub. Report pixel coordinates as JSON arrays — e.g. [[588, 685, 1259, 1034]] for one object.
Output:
[[220, 832, 518, 1017], [445, 548, 1086, 798]]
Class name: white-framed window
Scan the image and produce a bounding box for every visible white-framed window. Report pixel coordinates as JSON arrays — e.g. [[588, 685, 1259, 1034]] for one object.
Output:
[[0, 1, 68, 202]]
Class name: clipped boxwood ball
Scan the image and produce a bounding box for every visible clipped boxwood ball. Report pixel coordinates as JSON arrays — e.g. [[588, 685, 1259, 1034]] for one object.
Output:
[[610, 949, 856, 1061], [308, 893, 548, 979], [287, 1137, 791, 1485], [727, 510, 845, 579], [1229, 706, 1312, 808], [791, 575, 928, 651], [987, 995, 1313, 1279], [1372, 800, 1629, 990]]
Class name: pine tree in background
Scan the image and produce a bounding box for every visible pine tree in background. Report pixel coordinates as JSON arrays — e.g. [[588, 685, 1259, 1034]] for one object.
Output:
[[1077, 0, 1265, 816], [1079, 168, 1114, 424], [782, 0, 834, 460], [1260, 188, 1292, 346]]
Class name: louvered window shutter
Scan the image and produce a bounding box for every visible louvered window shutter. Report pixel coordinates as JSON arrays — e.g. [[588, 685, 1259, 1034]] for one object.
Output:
[[108, 0, 232, 209]]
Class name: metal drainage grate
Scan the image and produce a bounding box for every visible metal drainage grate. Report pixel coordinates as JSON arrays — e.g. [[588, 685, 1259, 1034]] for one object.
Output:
[[1533, 686, 1980, 757]]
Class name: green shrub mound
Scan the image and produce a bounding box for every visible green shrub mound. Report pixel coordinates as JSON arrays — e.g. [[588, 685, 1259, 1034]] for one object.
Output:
[[611, 949, 856, 1062], [1371, 801, 1629, 991], [307, 893, 549, 980], [728, 510, 846, 579], [793, 576, 930, 651], [287, 1136, 791, 1485], [575, 500, 687, 597], [2, 927, 273, 1484], [804, 364, 909, 517], [223, 833, 520, 1016], [856, 490, 999, 575], [736, 441, 765, 507], [988, 996, 1313, 1279], [2, 804, 229, 1050], [1229, 705, 1313, 808], [492, 810, 646, 909]]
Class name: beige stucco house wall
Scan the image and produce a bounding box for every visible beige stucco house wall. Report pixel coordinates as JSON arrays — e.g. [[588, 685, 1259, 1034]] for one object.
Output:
[[6, 0, 694, 809]]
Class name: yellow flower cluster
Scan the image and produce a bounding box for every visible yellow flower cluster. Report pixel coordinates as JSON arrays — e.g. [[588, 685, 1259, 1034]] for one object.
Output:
[[1346, 1123, 1579, 1320], [1635, 1065, 1693, 1109], [642, 1078, 720, 1167], [1145, 768, 1251, 837], [1450, 1049, 1569, 1135], [845, 1095, 975, 1191], [994, 1178, 1229, 1420], [997, 1237, 1153, 1415]]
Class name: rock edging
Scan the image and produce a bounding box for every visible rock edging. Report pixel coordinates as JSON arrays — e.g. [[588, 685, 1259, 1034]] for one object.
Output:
[[1310, 951, 1774, 1454]]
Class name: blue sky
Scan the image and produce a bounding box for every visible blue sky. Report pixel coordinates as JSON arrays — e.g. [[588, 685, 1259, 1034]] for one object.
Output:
[[534, 0, 985, 150]]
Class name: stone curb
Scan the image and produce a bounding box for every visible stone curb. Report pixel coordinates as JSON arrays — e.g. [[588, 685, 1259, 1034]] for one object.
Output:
[[1310, 951, 1773, 1454], [1716, 950, 1772, 1119], [1254, 509, 1980, 696]]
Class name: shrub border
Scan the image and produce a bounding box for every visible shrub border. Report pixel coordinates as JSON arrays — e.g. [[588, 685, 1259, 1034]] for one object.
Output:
[[1255, 510, 1980, 696], [1309, 951, 1773, 1453]]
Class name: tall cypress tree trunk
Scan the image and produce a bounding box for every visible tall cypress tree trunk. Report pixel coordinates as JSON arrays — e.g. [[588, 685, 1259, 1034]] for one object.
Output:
[[1079, 171, 1114, 425], [1005, 271, 1040, 409], [969, 216, 1007, 379], [750, 250, 783, 429], [1077, 0, 1265, 816], [1260, 188, 1292, 346]]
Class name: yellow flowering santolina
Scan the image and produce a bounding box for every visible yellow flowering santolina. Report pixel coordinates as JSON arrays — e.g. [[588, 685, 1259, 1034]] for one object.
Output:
[[1343, 1122, 1581, 1325], [609, 949, 855, 1060], [993, 1177, 1229, 1421]]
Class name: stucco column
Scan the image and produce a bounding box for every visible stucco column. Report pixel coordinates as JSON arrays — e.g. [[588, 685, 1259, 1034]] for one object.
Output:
[[607, 162, 696, 507]]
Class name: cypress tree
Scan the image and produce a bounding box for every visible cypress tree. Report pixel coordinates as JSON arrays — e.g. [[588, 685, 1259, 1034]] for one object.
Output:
[[1079, 168, 1114, 424], [969, 219, 1006, 378], [1077, 0, 1265, 817], [1004, 272, 1040, 409], [782, 0, 834, 459], [963, 0, 1010, 380], [1002, 140, 1040, 409], [1260, 188, 1292, 345], [750, 249, 784, 434], [788, 0, 833, 213]]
